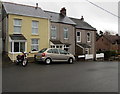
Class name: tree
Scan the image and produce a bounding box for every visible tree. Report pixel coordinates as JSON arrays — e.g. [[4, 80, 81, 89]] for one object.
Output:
[[96, 32, 100, 40], [99, 30, 103, 36]]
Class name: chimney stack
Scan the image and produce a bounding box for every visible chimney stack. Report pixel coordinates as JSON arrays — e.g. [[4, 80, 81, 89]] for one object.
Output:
[[81, 16, 84, 21], [35, 3, 38, 9], [60, 7, 66, 17]]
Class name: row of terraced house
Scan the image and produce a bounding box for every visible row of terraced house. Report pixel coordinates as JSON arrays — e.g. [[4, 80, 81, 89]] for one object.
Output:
[[1, 2, 97, 61]]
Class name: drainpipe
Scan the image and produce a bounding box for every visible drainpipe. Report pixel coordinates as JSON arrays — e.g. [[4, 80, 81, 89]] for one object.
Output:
[[93, 30, 97, 61], [74, 27, 76, 57], [48, 19, 50, 48]]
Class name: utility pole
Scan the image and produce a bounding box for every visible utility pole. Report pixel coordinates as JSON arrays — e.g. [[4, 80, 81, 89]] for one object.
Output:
[[0, 0, 2, 54], [0, 1, 2, 94]]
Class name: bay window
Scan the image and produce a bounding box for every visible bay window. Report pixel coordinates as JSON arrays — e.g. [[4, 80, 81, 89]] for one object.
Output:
[[10, 41, 26, 52]]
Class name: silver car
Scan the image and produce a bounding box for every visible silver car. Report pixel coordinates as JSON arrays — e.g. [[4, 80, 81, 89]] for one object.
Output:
[[34, 48, 75, 64]]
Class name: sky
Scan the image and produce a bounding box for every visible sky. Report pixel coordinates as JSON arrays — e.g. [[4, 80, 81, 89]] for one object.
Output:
[[1, 0, 119, 34]]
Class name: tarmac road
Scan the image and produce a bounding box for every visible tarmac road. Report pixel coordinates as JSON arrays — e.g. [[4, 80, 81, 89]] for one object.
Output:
[[2, 60, 118, 93]]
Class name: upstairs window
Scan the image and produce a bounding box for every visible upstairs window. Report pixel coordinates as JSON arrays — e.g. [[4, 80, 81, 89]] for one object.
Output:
[[14, 19, 22, 34], [64, 27, 68, 39], [51, 26, 57, 39], [32, 21, 38, 35], [76, 31, 81, 42], [87, 32, 91, 42]]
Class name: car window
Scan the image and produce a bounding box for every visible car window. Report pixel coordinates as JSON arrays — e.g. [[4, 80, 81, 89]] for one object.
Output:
[[38, 48, 47, 53], [52, 49, 59, 54], [59, 49, 68, 54], [47, 49, 53, 53]]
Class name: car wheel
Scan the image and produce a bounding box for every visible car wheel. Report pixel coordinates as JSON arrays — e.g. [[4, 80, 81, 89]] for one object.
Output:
[[45, 58, 51, 64], [68, 58, 73, 64]]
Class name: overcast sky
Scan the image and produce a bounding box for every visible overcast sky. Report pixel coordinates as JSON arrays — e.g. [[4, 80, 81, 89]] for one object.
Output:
[[1, 0, 119, 34]]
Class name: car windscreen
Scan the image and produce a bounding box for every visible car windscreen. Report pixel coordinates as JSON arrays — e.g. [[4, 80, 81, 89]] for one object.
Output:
[[38, 48, 47, 53]]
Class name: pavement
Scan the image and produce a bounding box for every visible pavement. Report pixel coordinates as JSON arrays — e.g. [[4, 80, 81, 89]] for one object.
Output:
[[2, 60, 118, 93]]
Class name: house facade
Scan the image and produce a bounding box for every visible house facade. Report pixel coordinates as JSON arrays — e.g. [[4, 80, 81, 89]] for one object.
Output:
[[2, 2, 50, 61], [70, 17, 97, 59], [2, 2, 97, 61], [96, 35, 120, 54], [45, 8, 76, 55]]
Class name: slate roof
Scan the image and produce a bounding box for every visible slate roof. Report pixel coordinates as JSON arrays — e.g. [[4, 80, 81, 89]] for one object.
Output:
[[44, 11, 76, 25], [70, 17, 96, 31], [50, 40, 71, 45], [2, 2, 49, 19], [10, 34, 26, 40], [77, 43, 91, 48], [50, 40, 63, 44]]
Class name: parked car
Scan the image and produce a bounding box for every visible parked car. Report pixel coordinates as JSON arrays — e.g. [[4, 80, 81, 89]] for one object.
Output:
[[34, 48, 75, 64]]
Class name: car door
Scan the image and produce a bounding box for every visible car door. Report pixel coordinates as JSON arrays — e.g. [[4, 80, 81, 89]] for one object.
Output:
[[58, 49, 69, 61], [51, 49, 61, 61]]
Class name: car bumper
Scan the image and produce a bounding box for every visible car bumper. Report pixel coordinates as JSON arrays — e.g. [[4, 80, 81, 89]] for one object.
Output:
[[35, 57, 46, 62]]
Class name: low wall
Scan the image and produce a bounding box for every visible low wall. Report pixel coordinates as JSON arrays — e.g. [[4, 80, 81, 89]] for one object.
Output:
[[78, 53, 104, 60]]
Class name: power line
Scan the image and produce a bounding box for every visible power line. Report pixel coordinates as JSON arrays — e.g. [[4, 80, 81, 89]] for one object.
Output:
[[85, 0, 120, 18]]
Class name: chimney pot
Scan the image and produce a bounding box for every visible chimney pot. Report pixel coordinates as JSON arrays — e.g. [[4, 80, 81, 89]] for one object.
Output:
[[60, 7, 66, 17], [35, 3, 38, 9], [81, 16, 84, 21]]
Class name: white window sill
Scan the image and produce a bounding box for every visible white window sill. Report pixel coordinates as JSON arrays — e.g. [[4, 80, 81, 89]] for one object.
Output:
[[30, 51, 39, 53], [31, 34, 39, 36], [64, 38, 68, 40], [13, 33, 21, 34], [9, 52, 27, 54], [9, 52, 22, 54], [87, 41, 91, 43], [51, 37, 56, 39], [77, 41, 81, 43]]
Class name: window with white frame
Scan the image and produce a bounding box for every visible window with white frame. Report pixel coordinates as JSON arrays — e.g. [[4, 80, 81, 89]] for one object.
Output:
[[51, 45, 63, 49], [31, 39, 39, 51], [87, 32, 91, 42], [51, 26, 57, 39], [63, 45, 69, 51], [14, 19, 22, 34], [10, 41, 25, 52], [32, 21, 38, 35], [64, 27, 68, 39], [76, 31, 81, 42]]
